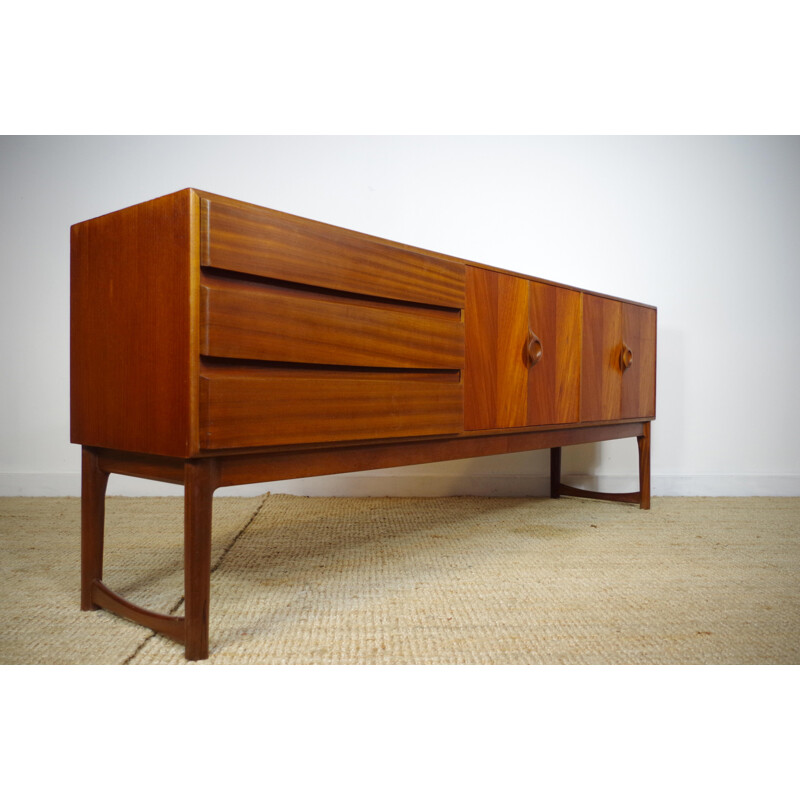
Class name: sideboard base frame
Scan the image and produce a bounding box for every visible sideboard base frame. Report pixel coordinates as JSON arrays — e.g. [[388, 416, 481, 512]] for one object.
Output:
[[550, 421, 651, 510], [81, 421, 651, 660]]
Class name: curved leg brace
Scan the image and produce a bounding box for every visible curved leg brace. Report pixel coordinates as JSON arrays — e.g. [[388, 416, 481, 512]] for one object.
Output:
[[550, 422, 651, 510], [80, 447, 216, 660]]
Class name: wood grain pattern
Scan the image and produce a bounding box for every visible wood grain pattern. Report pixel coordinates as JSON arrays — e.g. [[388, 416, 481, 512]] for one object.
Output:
[[466, 270, 583, 430], [527, 281, 581, 426], [551, 422, 651, 508], [201, 270, 464, 370], [200, 367, 464, 450], [95, 449, 186, 485], [638, 421, 651, 510], [466, 260, 657, 313], [213, 422, 647, 487], [495, 273, 530, 428], [464, 267, 498, 430], [582, 296, 656, 422], [621, 304, 657, 420], [200, 194, 465, 309], [81, 448, 108, 610], [184, 459, 217, 660], [91, 580, 186, 643], [581, 294, 623, 422], [70, 189, 198, 457], [464, 267, 529, 430]]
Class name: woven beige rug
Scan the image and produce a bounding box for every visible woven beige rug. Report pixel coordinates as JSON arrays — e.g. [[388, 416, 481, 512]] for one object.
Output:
[[1, 495, 798, 664]]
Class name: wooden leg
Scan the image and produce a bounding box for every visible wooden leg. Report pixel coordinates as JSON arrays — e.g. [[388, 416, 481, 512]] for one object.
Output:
[[80, 450, 219, 659], [550, 447, 562, 499], [637, 421, 651, 510], [184, 459, 217, 661], [81, 447, 109, 610], [553, 425, 652, 509]]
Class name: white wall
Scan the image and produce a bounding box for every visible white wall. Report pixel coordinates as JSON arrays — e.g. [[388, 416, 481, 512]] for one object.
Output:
[[1, 135, 798, 496]]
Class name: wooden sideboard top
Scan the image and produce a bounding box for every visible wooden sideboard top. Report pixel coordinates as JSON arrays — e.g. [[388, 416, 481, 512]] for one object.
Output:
[[72, 188, 656, 310]]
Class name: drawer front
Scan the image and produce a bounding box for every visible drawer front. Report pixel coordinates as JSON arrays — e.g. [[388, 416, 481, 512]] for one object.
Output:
[[201, 271, 464, 370], [201, 195, 465, 309], [200, 367, 463, 450]]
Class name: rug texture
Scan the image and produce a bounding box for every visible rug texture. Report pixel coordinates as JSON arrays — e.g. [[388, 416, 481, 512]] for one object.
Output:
[[1, 495, 798, 665]]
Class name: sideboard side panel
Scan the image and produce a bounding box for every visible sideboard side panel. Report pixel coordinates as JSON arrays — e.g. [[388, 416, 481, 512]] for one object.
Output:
[[70, 190, 197, 457]]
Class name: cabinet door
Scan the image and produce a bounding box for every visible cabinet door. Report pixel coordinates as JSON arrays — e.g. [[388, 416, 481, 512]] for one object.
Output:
[[620, 302, 656, 419], [464, 268, 582, 430], [581, 295, 622, 422], [464, 267, 529, 430], [581, 295, 656, 421], [527, 281, 581, 426]]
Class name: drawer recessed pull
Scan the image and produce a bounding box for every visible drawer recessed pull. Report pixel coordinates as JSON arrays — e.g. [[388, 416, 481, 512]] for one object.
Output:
[[527, 329, 543, 367], [620, 344, 633, 371]]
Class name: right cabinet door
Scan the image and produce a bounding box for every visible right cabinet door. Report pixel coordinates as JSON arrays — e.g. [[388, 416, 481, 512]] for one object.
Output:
[[581, 294, 656, 421]]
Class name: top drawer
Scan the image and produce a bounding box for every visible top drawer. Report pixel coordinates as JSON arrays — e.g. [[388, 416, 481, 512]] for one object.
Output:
[[201, 195, 465, 309]]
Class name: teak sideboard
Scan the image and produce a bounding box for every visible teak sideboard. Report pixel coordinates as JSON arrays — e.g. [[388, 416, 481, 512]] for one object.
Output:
[[71, 189, 656, 660]]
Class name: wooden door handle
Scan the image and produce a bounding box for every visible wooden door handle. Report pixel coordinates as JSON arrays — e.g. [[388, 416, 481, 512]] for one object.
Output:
[[620, 344, 633, 371], [527, 330, 543, 367]]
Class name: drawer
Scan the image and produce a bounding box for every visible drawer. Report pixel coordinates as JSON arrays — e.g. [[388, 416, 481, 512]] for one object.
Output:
[[200, 365, 464, 450], [200, 270, 464, 370], [200, 195, 465, 309]]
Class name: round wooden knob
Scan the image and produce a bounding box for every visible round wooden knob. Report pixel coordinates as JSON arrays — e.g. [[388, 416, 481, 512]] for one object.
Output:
[[620, 344, 633, 371], [527, 330, 543, 367]]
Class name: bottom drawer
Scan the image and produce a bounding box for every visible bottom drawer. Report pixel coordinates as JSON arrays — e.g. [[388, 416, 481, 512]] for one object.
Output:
[[200, 367, 463, 450]]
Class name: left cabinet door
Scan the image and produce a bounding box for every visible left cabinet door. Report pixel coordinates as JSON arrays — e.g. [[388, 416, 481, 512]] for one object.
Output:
[[464, 267, 529, 430], [464, 267, 581, 430]]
